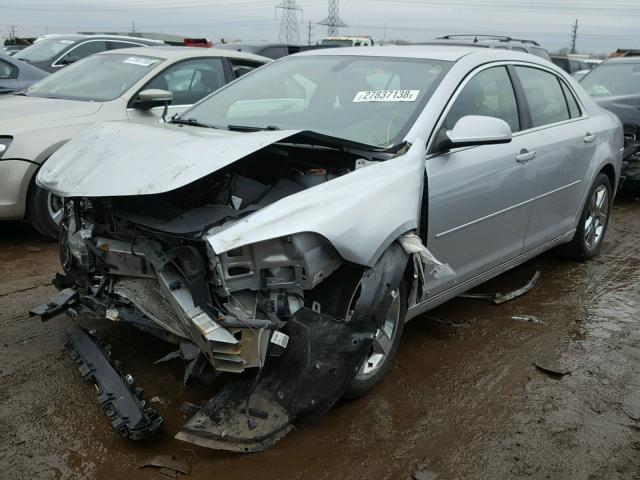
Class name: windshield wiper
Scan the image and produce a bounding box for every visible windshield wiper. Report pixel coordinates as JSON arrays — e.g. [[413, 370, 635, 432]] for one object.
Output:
[[170, 117, 219, 129], [227, 124, 280, 132]]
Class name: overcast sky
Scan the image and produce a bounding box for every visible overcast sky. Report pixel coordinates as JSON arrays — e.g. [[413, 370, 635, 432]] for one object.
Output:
[[2, 0, 639, 54]]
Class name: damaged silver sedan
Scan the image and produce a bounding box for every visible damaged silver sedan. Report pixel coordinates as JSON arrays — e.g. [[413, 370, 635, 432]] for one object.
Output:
[[32, 46, 622, 451]]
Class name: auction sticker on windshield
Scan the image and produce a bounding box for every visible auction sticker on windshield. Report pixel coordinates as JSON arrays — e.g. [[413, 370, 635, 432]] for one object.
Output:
[[353, 90, 420, 102], [123, 57, 157, 67]]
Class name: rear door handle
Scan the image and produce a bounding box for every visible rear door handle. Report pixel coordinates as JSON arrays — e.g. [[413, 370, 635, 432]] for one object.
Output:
[[584, 133, 596, 143], [516, 149, 536, 163]]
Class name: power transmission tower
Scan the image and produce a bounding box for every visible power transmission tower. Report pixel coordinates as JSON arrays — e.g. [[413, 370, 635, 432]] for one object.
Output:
[[307, 20, 313, 45], [8, 25, 17, 41], [570, 19, 578, 54], [276, 0, 302, 43], [319, 0, 347, 36]]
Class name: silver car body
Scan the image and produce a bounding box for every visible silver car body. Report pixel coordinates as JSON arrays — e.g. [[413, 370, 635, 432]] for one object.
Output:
[[40, 46, 622, 317], [35, 46, 622, 450], [0, 46, 270, 222]]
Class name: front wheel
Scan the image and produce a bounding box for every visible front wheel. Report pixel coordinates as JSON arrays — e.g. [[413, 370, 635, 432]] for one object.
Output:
[[27, 180, 64, 240], [343, 280, 406, 399], [558, 173, 611, 260]]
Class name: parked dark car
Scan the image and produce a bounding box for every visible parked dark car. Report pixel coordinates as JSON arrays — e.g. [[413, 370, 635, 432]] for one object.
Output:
[[551, 56, 592, 75], [13, 34, 163, 73], [217, 42, 335, 59], [0, 52, 48, 94], [580, 57, 640, 187]]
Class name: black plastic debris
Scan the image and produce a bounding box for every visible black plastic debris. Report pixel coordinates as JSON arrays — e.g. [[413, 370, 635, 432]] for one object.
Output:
[[139, 455, 191, 478], [65, 325, 163, 439], [534, 361, 571, 379]]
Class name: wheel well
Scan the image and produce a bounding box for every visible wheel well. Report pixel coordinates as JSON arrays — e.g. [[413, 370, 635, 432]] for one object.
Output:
[[600, 163, 616, 192]]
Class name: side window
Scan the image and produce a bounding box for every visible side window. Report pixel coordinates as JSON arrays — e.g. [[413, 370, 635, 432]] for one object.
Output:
[[560, 81, 582, 118], [59, 41, 108, 64], [569, 60, 581, 73], [0, 60, 17, 79], [515, 66, 570, 127], [444, 66, 520, 132], [108, 41, 140, 51], [144, 58, 226, 105], [229, 59, 263, 78]]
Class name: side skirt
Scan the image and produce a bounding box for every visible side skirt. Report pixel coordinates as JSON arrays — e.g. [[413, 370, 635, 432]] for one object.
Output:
[[406, 229, 575, 321]]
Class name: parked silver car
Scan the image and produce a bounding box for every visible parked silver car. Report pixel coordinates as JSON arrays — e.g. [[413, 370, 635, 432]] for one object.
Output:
[[0, 46, 270, 238], [34, 46, 622, 452]]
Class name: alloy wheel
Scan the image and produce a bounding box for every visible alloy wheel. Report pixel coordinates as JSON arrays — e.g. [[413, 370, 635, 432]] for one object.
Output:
[[584, 184, 609, 251]]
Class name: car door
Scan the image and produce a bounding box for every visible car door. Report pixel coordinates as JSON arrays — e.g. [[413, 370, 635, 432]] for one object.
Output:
[[511, 66, 597, 251], [127, 57, 229, 122], [425, 65, 537, 295], [0, 59, 18, 94]]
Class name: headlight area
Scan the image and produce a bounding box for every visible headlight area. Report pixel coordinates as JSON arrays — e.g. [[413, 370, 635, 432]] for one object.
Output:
[[52, 200, 344, 378], [209, 233, 342, 318], [0, 137, 13, 159]]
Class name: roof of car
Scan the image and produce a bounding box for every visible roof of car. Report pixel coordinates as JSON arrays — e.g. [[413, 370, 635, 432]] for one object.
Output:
[[294, 45, 547, 63], [97, 45, 271, 63], [602, 56, 640, 64], [37, 34, 163, 45]]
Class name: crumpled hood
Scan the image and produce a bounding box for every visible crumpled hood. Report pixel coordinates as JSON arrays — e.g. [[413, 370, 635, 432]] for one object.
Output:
[[0, 95, 102, 133], [37, 121, 301, 197]]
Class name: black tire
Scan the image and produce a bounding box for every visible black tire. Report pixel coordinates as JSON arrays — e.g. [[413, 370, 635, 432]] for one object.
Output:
[[306, 266, 406, 399], [27, 177, 62, 240], [557, 173, 612, 261]]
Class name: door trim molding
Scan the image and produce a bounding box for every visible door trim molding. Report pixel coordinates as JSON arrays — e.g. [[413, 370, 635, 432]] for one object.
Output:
[[434, 179, 582, 239]]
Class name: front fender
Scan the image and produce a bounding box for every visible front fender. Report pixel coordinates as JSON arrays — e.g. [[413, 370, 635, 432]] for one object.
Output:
[[206, 140, 427, 267]]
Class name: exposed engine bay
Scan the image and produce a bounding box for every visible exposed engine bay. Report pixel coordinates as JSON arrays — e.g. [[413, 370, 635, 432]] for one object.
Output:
[[32, 129, 433, 451], [58, 144, 358, 376]]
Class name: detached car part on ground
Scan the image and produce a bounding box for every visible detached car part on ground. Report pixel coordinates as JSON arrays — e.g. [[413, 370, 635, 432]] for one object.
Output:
[[580, 57, 640, 188], [32, 46, 622, 452]]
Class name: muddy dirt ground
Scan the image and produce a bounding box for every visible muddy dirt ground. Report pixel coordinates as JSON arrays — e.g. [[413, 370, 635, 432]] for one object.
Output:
[[1, 194, 640, 480]]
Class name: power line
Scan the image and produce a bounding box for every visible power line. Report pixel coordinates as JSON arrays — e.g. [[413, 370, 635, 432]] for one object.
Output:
[[276, 0, 302, 43], [318, 0, 347, 36]]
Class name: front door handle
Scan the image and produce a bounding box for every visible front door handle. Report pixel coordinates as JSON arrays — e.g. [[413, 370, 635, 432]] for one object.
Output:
[[516, 149, 536, 163], [584, 133, 596, 143]]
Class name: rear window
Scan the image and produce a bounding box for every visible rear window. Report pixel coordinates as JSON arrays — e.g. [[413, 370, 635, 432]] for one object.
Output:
[[560, 81, 582, 118]]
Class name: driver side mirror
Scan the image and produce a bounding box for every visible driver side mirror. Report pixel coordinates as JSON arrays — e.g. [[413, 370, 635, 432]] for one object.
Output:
[[439, 115, 512, 150], [132, 89, 173, 110]]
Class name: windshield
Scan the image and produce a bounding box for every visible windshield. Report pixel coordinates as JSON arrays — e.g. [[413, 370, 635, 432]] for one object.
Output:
[[580, 63, 640, 97], [183, 55, 450, 147], [14, 38, 77, 62], [26, 53, 163, 101]]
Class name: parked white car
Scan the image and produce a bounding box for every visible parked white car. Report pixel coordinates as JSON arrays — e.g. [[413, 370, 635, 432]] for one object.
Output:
[[0, 46, 269, 237], [34, 46, 622, 452]]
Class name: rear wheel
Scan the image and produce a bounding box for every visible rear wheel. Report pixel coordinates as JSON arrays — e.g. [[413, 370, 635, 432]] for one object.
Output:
[[27, 180, 63, 240], [557, 173, 611, 260]]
